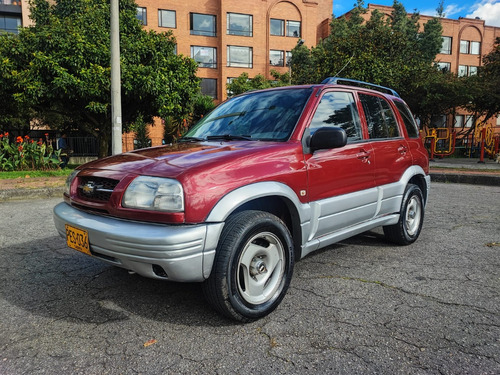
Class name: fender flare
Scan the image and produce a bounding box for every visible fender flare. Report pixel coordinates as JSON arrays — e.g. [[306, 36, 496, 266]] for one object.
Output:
[[205, 181, 311, 224]]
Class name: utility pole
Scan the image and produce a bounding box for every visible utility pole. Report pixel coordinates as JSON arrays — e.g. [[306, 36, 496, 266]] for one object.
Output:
[[110, 0, 122, 155]]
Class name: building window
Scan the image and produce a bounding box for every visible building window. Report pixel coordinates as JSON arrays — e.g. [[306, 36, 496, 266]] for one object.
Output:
[[454, 115, 474, 128], [136, 7, 147, 25], [440, 36, 452, 54], [286, 51, 292, 67], [270, 18, 284, 36], [227, 46, 253, 68], [201, 78, 217, 99], [437, 62, 450, 72], [191, 46, 217, 68], [496, 115, 500, 126], [286, 20, 301, 37], [0, 15, 21, 34], [458, 65, 479, 77], [470, 41, 481, 55], [227, 77, 236, 96], [465, 115, 474, 128], [227, 13, 252, 37], [460, 40, 481, 54], [190, 13, 216, 37], [460, 40, 469, 54], [270, 50, 284, 66], [159, 10, 176, 28]]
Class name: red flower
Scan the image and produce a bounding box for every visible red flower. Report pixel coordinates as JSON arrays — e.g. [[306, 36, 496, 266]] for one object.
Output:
[[24, 135, 30, 140], [44, 133, 49, 137], [0, 134, 3, 138], [16, 136, 23, 143], [18, 145, 23, 152], [5, 132, 9, 137]]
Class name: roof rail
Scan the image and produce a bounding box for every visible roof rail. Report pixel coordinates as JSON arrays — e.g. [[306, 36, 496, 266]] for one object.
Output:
[[321, 77, 400, 98]]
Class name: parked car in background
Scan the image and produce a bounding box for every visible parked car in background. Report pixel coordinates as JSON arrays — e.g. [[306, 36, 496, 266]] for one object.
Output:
[[54, 78, 430, 322]]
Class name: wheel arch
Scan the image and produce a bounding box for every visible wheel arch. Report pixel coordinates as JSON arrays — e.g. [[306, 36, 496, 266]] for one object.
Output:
[[408, 173, 429, 205], [205, 182, 308, 261], [400, 165, 430, 205]]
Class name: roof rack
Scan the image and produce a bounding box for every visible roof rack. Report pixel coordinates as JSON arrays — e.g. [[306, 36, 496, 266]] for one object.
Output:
[[321, 77, 400, 98]]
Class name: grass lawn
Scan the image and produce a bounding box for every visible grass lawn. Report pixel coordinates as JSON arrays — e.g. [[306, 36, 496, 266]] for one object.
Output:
[[0, 166, 76, 180]]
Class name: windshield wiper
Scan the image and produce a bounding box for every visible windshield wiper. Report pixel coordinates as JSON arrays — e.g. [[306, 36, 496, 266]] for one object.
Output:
[[178, 136, 206, 143], [206, 134, 252, 141]]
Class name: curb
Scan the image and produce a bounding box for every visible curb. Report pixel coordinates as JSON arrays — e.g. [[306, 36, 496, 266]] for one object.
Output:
[[0, 187, 65, 202], [430, 173, 500, 186]]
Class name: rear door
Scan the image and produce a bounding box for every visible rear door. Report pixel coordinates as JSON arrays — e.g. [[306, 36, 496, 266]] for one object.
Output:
[[358, 93, 413, 214]]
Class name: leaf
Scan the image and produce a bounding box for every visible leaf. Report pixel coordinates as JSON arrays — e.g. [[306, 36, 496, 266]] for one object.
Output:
[[143, 339, 157, 347]]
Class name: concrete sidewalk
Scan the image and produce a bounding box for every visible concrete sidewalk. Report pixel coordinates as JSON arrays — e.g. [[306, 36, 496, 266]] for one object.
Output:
[[429, 157, 500, 186]]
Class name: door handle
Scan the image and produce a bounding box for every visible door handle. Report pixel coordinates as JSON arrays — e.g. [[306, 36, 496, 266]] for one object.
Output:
[[357, 149, 371, 164], [398, 145, 408, 155]]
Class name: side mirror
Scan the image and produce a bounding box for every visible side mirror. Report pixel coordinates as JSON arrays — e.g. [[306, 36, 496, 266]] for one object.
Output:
[[309, 127, 347, 152]]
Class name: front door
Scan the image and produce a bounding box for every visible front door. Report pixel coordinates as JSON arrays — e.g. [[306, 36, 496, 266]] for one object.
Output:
[[304, 90, 377, 238]]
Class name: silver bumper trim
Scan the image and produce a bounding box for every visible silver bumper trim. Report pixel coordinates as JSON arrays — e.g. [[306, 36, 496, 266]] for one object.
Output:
[[53, 202, 223, 282]]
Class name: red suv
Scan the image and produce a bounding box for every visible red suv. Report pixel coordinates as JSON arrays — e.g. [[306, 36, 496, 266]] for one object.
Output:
[[54, 78, 430, 322]]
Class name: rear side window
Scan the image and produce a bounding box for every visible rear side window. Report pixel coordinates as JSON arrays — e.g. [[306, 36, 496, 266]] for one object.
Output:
[[359, 94, 400, 139], [309, 91, 363, 142], [394, 101, 419, 138]]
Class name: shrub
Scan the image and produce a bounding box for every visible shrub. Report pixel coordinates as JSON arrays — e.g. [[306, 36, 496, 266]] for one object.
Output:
[[0, 132, 61, 171]]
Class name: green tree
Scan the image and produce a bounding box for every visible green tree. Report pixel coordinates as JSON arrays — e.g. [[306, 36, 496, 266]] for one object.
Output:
[[163, 93, 216, 144], [290, 0, 451, 127], [464, 37, 500, 126], [227, 70, 289, 97], [0, 0, 199, 157]]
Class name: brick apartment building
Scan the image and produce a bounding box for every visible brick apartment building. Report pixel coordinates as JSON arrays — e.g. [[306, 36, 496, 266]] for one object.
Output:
[[136, 0, 332, 102]]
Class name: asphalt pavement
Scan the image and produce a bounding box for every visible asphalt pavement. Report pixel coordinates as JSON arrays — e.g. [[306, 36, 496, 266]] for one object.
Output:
[[0, 183, 499, 374]]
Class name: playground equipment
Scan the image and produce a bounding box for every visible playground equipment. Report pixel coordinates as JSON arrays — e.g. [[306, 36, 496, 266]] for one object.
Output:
[[474, 123, 500, 162], [424, 124, 499, 161], [424, 128, 456, 160]]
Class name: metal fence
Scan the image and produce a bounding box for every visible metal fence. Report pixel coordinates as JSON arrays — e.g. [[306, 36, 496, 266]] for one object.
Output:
[[66, 137, 99, 157]]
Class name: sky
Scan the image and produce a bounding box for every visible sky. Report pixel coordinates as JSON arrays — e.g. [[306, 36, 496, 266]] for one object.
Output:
[[333, 0, 500, 27]]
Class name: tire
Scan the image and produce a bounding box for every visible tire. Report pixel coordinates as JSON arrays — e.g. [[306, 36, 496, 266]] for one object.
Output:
[[202, 210, 294, 322], [383, 184, 424, 245]]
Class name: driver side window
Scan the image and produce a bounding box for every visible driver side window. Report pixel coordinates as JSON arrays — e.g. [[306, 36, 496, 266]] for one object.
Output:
[[309, 91, 363, 142]]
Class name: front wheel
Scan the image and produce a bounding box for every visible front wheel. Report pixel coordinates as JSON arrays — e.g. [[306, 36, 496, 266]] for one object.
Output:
[[202, 210, 294, 322], [383, 184, 424, 245]]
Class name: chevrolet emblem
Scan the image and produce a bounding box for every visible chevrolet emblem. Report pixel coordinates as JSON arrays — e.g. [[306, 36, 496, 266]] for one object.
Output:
[[82, 182, 96, 194]]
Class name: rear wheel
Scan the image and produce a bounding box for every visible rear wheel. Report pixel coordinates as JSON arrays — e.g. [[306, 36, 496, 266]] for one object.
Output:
[[383, 184, 424, 245], [202, 210, 294, 322]]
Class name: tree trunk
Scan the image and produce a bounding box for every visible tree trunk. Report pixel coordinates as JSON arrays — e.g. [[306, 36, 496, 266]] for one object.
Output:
[[98, 133, 111, 158]]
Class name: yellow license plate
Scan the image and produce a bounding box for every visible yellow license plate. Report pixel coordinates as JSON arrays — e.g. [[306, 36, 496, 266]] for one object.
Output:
[[65, 224, 91, 256]]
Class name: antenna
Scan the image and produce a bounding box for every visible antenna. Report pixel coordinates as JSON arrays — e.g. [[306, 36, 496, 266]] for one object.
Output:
[[333, 54, 354, 77]]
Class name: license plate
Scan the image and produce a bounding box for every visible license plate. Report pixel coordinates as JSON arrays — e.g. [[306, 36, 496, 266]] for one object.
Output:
[[65, 224, 91, 256]]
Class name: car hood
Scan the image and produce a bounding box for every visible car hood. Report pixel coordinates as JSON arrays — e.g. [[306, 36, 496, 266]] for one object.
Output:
[[79, 141, 288, 177]]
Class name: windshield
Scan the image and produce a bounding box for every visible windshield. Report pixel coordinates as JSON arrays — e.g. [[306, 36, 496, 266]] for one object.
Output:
[[184, 88, 312, 141]]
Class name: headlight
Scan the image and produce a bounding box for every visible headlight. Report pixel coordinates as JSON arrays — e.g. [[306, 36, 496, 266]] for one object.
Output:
[[65, 170, 80, 195], [122, 176, 184, 212]]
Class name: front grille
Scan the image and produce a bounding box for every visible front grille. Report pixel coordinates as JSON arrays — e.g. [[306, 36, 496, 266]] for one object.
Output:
[[77, 177, 119, 202]]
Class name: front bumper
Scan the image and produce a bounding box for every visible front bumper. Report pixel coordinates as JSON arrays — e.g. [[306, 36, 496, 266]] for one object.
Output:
[[53, 202, 224, 282]]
